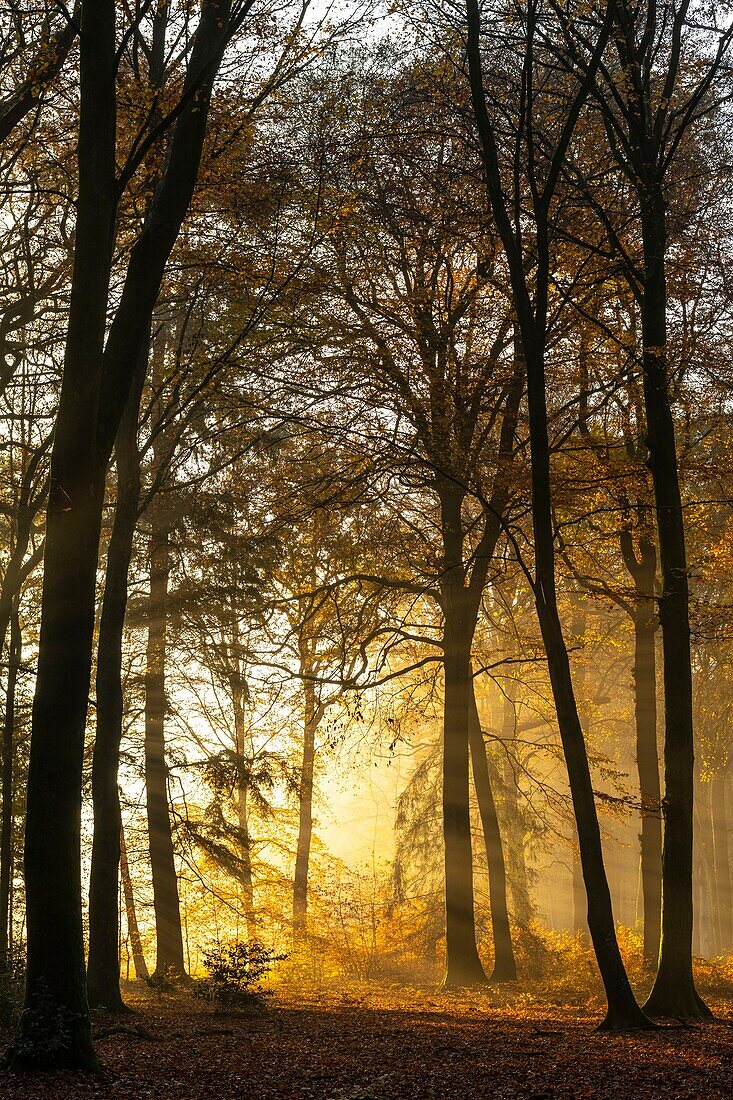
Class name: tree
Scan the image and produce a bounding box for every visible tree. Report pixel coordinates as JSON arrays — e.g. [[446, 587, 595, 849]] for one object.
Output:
[[469, 675, 516, 980], [555, 0, 733, 1018], [120, 825, 150, 983], [0, 433, 48, 962], [558, 339, 664, 965], [14, 0, 257, 1068], [463, 0, 651, 1027], [0, 1, 78, 147], [86, 0, 353, 1003], [87, 351, 147, 1011], [289, 58, 525, 982], [264, 479, 385, 945]]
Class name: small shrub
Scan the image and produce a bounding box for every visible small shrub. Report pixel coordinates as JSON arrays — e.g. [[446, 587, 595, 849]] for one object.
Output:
[[146, 965, 185, 998], [193, 940, 287, 1011]]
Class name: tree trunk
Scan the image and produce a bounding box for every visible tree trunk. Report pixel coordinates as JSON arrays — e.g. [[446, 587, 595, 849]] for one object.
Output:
[[522, 332, 649, 1028], [229, 631, 257, 940], [694, 783, 716, 957], [220, 615, 257, 942], [87, 356, 145, 1011], [711, 771, 732, 953], [705, 783, 719, 956], [468, 682, 516, 981], [639, 194, 709, 1019], [145, 514, 186, 979], [237, 784, 257, 942], [292, 679, 322, 944], [525, 356, 645, 1024], [465, 6, 647, 1027], [442, 598, 487, 986], [500, 690, 533, 928], [13, 0, 237, 1067], [19, 458, 107, 1068], [625, 539, 662, 967], [535, 593, 649, 1027], [692, 819, 703, 958], [633, 611, 660, 963], [292, 716, 315, 942], [569, 599, 589, 938], [120, 826, 149, 982], [13, 0, 117, 1068], [0, 601, 20, 962]]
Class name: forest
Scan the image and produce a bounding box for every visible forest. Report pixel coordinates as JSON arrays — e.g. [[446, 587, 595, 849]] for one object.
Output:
[[0, 0, 733, 1095]]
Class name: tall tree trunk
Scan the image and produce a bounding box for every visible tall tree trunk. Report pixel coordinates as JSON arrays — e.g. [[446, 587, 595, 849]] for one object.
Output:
[[230, 647, 257, 941], [436, 467, 488, 988], [0, 601, 20, 963], [704, 783, 719, 956], [692, 824, 703, 958], [466, 4, 648, 1028], [569, 598, 589, 938], [120, 826, 149, 982], [533, 583, 648, 1027], [87, 357, 145, 1011], [512, 322, 646, 1022], [621, 533, 662, 967], [442, 595, 486, 986], [711, 771, 732, 953], [145, 513, 185, 979], [469, 682, 516, 981], [292, 713, 315, 942], [13, 0, 117, 1068], [143, 317, 184, 980], [237, 785, 256, 942], [635, 601, 662, 963], [86, 0, 168, 1003], [500, 690, 533, 928], [228, 623, 257, 939], [13, 0, 237, 1067], [640, 194, 709, 1019], [694, 783, 716, 957], [292, 677, 323, 944]]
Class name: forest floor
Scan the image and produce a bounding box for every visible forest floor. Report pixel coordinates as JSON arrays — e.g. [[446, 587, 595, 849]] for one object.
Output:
[[1, 982, 733, 1099]]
